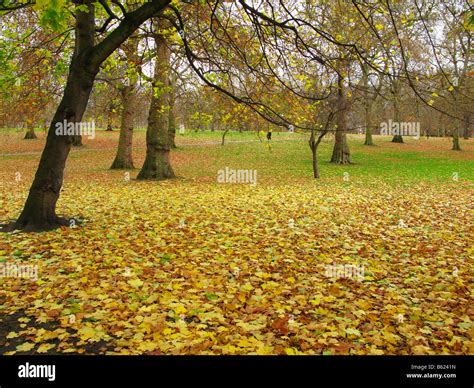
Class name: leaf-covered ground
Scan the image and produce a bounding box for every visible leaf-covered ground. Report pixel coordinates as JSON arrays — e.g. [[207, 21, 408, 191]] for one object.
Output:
[[0, 132, 473, 355]]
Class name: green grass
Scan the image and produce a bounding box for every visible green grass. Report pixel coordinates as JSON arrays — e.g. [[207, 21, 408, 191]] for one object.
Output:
[[172, 133, 473, 185]]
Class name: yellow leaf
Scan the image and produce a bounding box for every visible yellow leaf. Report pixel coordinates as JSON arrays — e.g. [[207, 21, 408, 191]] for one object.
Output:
[[138, 341, 158, 352], [77, 327, 96, 341], [128, 279, 144, 288], [174, 305, 187, 315], [37, 343, 55, 353], [16, 342, 35, 352]]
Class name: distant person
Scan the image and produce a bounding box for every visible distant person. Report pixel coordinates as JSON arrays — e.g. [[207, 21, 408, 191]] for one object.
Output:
[[266, 129, 272, 141]]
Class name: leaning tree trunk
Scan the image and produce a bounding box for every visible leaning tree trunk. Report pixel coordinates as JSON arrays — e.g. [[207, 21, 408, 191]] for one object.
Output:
[[111, 85, 136, 169], [137, 31, 175, 180], [6, 6, 97, 232], [330, 74, 351, 164], [24, 127, 37, 139]]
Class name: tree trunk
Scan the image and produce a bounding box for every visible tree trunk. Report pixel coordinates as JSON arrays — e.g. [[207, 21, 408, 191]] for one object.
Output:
[[222, 129, 229, 146], [137, 31, 175, 180], [5, 6, 97, 232], [168, 81, 177, 148], [24, 127, 37, 140], [361, 65, 374, 146], [106, 101, 114, 131], [72, 135, 83, 146], [309, 131, 320, 178], [363, 103, 374, 146], [452, 129, 461, 151], [364, 129, 374, 146], [391, 79, 404, 143], [111, 85, 136, 169], [463, 113, 470, 140], [330, 74, 351, 164], [392, 134, 404, 143]]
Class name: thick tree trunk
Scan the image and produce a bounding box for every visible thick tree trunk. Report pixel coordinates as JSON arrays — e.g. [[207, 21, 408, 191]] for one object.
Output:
[[111, 85, 136, 169], [330, 74, 351, 164], [24, 127, 37, 140], [331, 130, 351, 163], [2, 5, 98, 232], [10, 66, 96, 231], [137, 31, 175, 180]]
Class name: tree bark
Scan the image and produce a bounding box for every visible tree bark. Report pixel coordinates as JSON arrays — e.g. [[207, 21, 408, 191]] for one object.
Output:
[[330, 74, 351, 164], [168, 79, 177, 148], [5, 4, 97, 231], [72, 135, 83, 146], [392, 134, 404, 143], [361, 64, 374, 146], [221, 128, 229, 146], [137, 30, 175, 180], [111, 85, 136, 169], [24, 127, 37, 140], [463, 113, 470, 140], [363, 105, 374, 146], [391, 80, 404, 143], [309, 131, 320, 178], [452, 129, 461, 151]]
